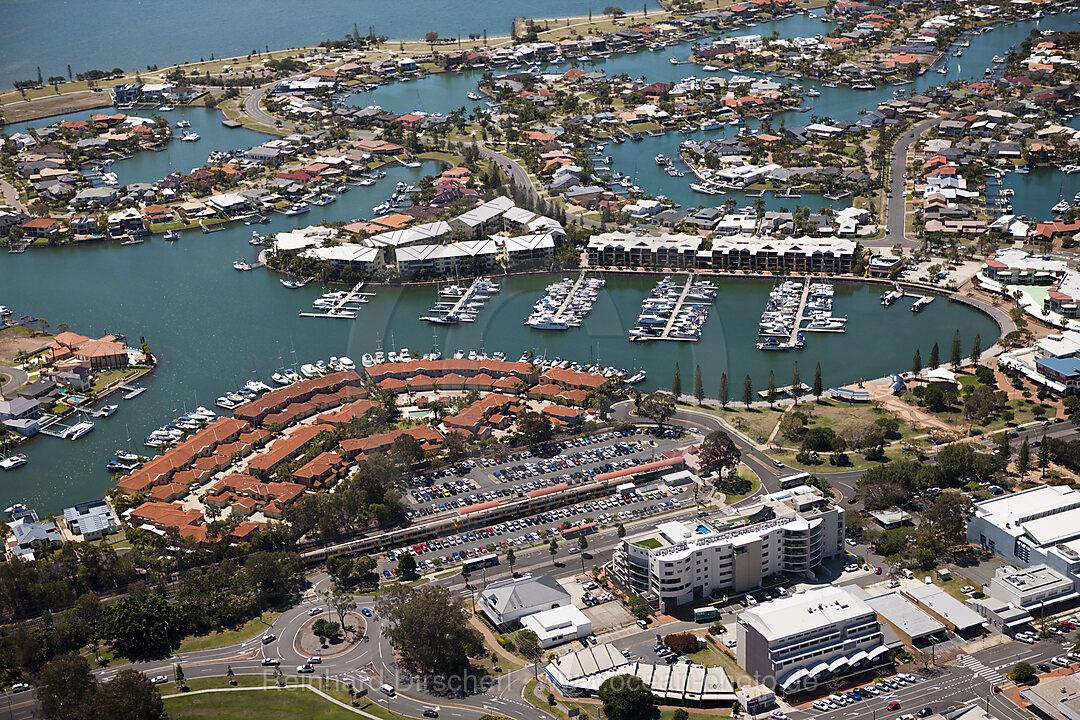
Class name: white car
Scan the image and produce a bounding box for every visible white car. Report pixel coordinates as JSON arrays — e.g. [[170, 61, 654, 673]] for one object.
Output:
[[308, 656, 322, 664], [9, 683, 30, 692], [308, 606, 324, 616], [770, 712, 788, 720], [150, 675, 168, 685], [960, 586, 975, 594], [261, 658, 281, 666]]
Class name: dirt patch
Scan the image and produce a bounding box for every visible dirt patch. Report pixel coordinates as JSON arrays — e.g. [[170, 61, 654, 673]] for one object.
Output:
[[1, 93, 112, 123], [0, 327, 52, 365]]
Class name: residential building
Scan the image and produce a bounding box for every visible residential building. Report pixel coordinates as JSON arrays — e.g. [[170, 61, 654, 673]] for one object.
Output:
[[63, 500, 120, 540], [478, 574, 571, 628], [586, 232, 702, 269], [736, 586, 888, 695], [612, 487, 845, 611]]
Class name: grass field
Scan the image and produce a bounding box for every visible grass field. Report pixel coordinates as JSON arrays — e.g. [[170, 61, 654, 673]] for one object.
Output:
[[164, 686, 356, 719], [177, 611, 279, 653]]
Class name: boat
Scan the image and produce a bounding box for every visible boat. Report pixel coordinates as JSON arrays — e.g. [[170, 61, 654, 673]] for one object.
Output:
[[272, 371, 291, 385], [755, 337, 792, 351], [284, 203, 310, 216], [62, 421, 95, 440], [176, 119, 191, 128], [625, 370, 647, 385], [467, 91, 482, 100], [91, 404, 118, 418], [1063, 165, 1080, 174], [805, 88, 821, 97], [300, 363, 321, 378], [158, 105, 174, 111], [4, 504, 26, 515], [233, 260, 253, 271], [0, 306, 10, 317], [250, 231, 265, 245], [162, 230, 181, 241], [179, 132, 200, 142], [936, 66, 948, 75], [280, 278, 309, 289], [853, 83, 876, 89], [312, 193, 337, 206], [1054, 200, 1072, 213], [357, 178, 376, 186], [120, 238, 144, 246], [527, 315, 570, 331], [690, 183, 722, 195], [361, 353, 376, 368], [911, 296, 935, 313], [0, 455, 27, 471], [339, 356, 356, 371], [993, 55, 1005, 63]]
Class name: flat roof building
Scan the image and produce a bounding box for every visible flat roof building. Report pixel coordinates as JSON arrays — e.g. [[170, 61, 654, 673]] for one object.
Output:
[[862, 591, 947, 646], [736, 586, 888, 695], [520, 605, 592, 648], [902, 584, 984, 635], [612, 487, 844, 612], [988, 563, 1078, 611]]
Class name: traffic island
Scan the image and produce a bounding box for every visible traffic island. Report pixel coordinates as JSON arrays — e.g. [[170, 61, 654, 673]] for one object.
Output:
[[293, 612, 367, 659]]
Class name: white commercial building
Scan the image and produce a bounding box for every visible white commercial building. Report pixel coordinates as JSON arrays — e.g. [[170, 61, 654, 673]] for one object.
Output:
[[478, 574, 570, 629], [612, 487, 845, 611], [520, 605, 592, 648], [987, 563, 1079, 612], [736, 586, 888, 695], [968, 486, 1080, 589]]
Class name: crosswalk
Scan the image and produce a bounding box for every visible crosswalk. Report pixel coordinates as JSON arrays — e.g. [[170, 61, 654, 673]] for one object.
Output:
[[956, 653, 1005, 684]]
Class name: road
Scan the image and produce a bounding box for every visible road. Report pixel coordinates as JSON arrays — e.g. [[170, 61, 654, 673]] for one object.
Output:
[[242, 83, 296, 130], [0, 365, 28, 397], [883, 116, 948, 249]]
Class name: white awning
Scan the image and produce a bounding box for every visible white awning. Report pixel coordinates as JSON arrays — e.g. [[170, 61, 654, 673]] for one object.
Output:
[[779, 667, 809, 690], [848, 650, 869, 665], [808, 661, 831, 677], [828, 656, 850, 672], [868, 645, 890, 660]]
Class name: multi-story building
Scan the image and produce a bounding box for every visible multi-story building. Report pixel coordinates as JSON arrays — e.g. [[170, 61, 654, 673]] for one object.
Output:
[[611, 487, 844, 611], [987, 564, 1078, 612], [968, 486, 1080, 589], [736, 586, 888, 695]]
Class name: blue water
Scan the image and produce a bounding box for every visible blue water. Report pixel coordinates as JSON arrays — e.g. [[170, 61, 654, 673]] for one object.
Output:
[[0, 0, 641, 89]]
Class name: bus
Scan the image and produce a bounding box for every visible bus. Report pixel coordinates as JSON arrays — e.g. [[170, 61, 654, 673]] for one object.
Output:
[[463, 553, 499, 572], [693, 607, 719, 623], [778, 472, 810, 489]]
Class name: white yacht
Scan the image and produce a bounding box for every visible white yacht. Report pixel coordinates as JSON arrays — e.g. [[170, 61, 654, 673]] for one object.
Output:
[[339, 356, 356, 371], [179, 132, 200, 142], [0, 455, 27, 471], [91, 404, 118, 418], [62, 421, 95, 440], [361, 353, 376, 368], [527, 315, 570, 331], [233, 260, 253, 271]]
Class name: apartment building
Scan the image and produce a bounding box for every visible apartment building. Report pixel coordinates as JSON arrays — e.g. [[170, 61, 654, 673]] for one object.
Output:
[[611, 487, 844, 611]]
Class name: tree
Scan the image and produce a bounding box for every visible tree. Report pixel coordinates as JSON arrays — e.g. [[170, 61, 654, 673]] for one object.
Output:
[[37, 654, 94, 720], [997, 432, 1012, 461], [391, 433, 425, 466], [518, 411, 554, 445], [1017, 441, 1031, 478], [375, 585, 483, 676], [718, 372, 729, 408], [1009, 661, 1036, 684], [101, 594, 170, 658], [671, 362, 682, 399], [312, 618, 341, 644], [913, 348, 922, 376], [639, 391, 676, 428], [693, 365, 704, 406], [598, 674, 659, 720], [577, 534, 589, 571], [791, 362, 802, 406], [1040, 431, 1050, 475], [928, 342, 940, 370], [549, 537, 559, 564], [970, 333, 982, 365], [922, 493, 973, 551], [699, 430, 741, 475], [812, 362, 823, 400], [766, 371, 777, 409], [950, 329, 962, 369], [397, 553, 418, 578], [327, 583, 357, 633], [617, 523, 626, 538], [174, 663, 185, 689], [743, 375, 753, 408], [425, 31, 440, 47], [517, 628, 542, 660]]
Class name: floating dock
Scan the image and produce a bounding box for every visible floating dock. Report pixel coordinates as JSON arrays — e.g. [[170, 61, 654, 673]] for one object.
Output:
[[118, 385, 147, 399], [299, 281, 374, 319], [658, 273, 702, 342]]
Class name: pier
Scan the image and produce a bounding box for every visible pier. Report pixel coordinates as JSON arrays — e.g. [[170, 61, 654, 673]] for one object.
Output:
[[658, 273, 699, 342], [299, 281, 374, 319], [551, 270, 590, 319], [445, 277, 491, 317], [118, 385, 147, 399], [423, 277, 498, 324], [758, 383, 812, 399], [788, 280, 811, 346]]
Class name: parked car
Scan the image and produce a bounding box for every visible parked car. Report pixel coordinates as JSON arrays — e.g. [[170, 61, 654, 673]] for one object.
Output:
[[261, 658, 281, 666]]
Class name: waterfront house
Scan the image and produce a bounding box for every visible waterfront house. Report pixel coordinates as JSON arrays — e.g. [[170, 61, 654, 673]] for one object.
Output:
[[63, 500, 120, 541], [20, 218, 60, 239], [70, 186, 118, 209], [0, 397, 41, 424], [107, 208, 145, 236], [55, 369, 92, 392], [8, 519, 62, 560]]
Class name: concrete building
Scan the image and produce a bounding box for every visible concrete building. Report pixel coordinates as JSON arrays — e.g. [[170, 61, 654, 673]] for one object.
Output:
[[520, 605, 592, 648], [1019, 671, 1080, 720], [987, 563, 1078, 612], [612, 487, 844, 611], [736, 586, 889, 695], [63, 500, 120, 541], [862, 591, 947, 646], [968, 486, 1080, 589], [478, 574, 570, 628], [901, 584, 984, 636]]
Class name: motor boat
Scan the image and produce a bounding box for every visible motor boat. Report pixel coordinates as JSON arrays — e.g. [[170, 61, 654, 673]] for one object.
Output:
[[62, 421, 95, 440], [0, 455, 27, 471], [163, 230, 181, 241], [91, 404, 118, 418], [233, 260, 253, 271], [284, 203, 310, 215], [180, 132, 200, 142]]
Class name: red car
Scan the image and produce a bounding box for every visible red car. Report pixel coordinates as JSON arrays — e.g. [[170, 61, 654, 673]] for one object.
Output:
[[886, 702, 901, 711], [874, 567, 882, 575], [847, 496, 857, 504]]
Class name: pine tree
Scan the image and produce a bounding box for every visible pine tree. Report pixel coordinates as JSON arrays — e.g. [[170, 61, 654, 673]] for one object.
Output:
[[997, 432, 1011, 461], [672, 362, 682, 399], [743, 375, 753, 408], [766, 371, 777, 409], [950, 329, 962, 369], [913, 348, 922, 376], [693, 365, 704, 406], [812, 362, 823, 400], [1017, 441, 1031, 478], [791, 362, 802, 406], [928, 343, 940, 370], [970, 334, 982, 365], [1039, 431, 1050, 475], [719, 372, 729, 409]]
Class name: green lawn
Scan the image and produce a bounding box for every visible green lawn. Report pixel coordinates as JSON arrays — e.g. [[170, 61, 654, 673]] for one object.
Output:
[[633, 538, 663, 550], [722, 466, 760, 503], [90, 368, 139, 394], [696, 405, 783, 444], [164, 686, 358, 719], [177, 611, 279, 653]]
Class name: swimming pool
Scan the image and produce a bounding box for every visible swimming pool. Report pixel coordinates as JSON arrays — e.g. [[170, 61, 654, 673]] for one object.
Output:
[[407, 409, 434, 419]]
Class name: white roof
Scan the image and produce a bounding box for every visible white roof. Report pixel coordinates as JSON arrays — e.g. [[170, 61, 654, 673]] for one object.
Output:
[[863, 591, 944, 639], [302, 244, 379, 264], [273, 225, 336, 252], [364, 221, 452, 248], [973, 485, 1080, 537], [520, 605, 591, 641], [905, 584, 984, 630], [740, 586, 874, 642], [500, 232, 557, 253], [208, 193, 249, 209]]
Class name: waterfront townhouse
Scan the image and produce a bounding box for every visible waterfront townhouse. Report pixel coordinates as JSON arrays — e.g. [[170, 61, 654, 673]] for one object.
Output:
[[395, 240, 501, 276], [233, 371, 363, 425], [695, 235, 858, 274], [611, 487, 845, 612], [339, 426, 442, 460], [736, 586, 888, 695], [968, 485, 1080, 590], [450, 196, 516, 237], [586, 232, 702, 270], [301, 244, 381, 273], [246, 424, 325, 473]]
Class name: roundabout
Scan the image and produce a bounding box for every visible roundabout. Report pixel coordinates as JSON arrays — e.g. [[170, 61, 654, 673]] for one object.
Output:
[[292, 611, 367, 659]]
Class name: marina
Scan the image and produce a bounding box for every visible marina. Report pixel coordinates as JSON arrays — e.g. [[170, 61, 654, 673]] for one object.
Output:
[[420, 277, 501, 325], [524, 270, 605, 330], [299, 280, 374, 319], [628, 274, 716, 343]]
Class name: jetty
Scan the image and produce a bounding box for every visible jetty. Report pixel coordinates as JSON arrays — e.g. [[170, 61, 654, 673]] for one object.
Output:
[[552, 270, 590, 317], [422, 277, 498, 324], [787, 281, 811, 346], [299, 280, 373, 319], [659, 273, 699, 342], [119, 385, 147, 399], [758, 383, 812, 399]]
